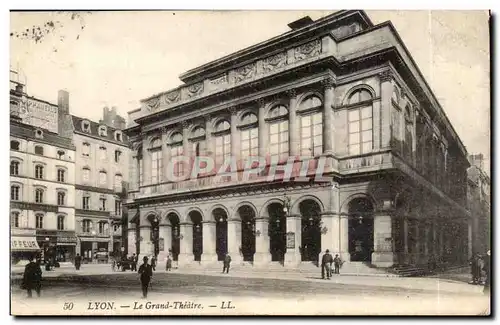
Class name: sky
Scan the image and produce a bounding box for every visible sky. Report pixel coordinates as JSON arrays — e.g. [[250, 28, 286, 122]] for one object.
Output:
[[9, 10, 490, 172]]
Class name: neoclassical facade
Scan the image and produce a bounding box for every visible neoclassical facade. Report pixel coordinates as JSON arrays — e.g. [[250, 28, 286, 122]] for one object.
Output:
[[124, 10, 471, 269]]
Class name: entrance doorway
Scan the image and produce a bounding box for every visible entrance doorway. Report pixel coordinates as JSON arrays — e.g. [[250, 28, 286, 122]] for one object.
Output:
[[239, 206, 256, 262], [148, 215, 160, 257], [300, 200, 321, 262], [214, 208, 228, 261], [167, 213, 180, 261], [268, 203, 286, 262], [190, 211, 203, 262], [347, 198, 374, 262]]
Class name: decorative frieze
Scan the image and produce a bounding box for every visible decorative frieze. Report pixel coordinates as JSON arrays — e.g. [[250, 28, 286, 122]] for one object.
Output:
[[234, 62, 257, 84], [163, 90, 181, 104], [210, 74, 228, 87], [144, 96, 161, 111], [294, 39, 321, 62], [378, 70, 393, 83], [186, 82, 204, 98], [261, 52, 287, 74]]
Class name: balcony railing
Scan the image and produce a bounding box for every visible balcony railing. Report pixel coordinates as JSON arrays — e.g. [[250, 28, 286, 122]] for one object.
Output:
[[338, 152, 393, 173]]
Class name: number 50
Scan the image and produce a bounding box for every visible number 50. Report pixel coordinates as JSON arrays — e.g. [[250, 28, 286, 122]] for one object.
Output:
[[63, 302, 74, 310]]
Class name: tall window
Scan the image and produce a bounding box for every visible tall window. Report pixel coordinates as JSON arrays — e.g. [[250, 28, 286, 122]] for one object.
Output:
[[57, 215, 65, 230], [82, 196, 90, 210], [82, 167, 90, 183], [137, 146, 143, 187], [34, 145, 44, 155], [57, 191, 65, 205], [36, 214, 44, 229], [190, 126, 206, 158], [11, 185, 20, 201], [82, 143, 90, 157], [82, 219, 92, 233], [169, 133, 184, 178], [347, 89, 373, 156], [114, 150, 121, 163], [35, 188, 44, 203], [11, 212, 20, 228], [35, 165, 44, 179], [99, 198, 107, 211], [98, 221, 109, 235], [99, 146, 107, 160], [300, 112, 323, 156], [214, 120, 231, 166], [268, 105, 289, 162], [99, 171, 107, 186], [10, 140, 20, 151], [404, 105, 413, 160], [114, 174, 123, 191], [240, 113, 258, 158], [57, 168, 65, 182], [115, 200, 122, 216], [10, 161, 19, 175], [150, 138, 163, 184]]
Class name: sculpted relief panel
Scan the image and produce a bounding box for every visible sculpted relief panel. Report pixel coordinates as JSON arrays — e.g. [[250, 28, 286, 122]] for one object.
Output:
[[186, 82, 204, 98], [261, 52, 287, 73], [163, 90, 181, 105], [294, 39, 322, 62], [234, 62, 257, 84]]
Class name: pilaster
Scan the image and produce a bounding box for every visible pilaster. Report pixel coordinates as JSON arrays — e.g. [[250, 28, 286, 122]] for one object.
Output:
[[284, 214, 301, 267], [202, 221, 218, 264], [257, 99, 269, 160], [178, 222, 193, 265], [372, 204, 395, 267], [254, 217, 271, 267], [227, 219, 243, 264], [339, 214, 350, 262], [287, 90, 299, 157]]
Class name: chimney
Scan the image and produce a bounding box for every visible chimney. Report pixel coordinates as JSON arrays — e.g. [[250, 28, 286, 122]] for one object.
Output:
[[469, 154, 484, 170], [288, 16, 314, 30], [58, 90, 69, 114], [57, 90, 70, 137]]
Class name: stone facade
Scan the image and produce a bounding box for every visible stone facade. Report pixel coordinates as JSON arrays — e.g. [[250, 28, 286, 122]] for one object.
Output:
[[124, 10, 471, 269]]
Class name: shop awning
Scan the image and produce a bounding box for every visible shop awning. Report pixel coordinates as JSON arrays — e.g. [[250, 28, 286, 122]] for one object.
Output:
[[11, 237, 41, 252]]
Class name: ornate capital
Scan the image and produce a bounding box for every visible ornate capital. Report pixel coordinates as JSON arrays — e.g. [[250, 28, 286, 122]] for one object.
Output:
[[286, 89, 297, 99], [321, 77, 334, 90], [181, 120, 190, 129], [227, 106, 238, 116], [378, 70, 393, 83], [256, 98, 266, 107], [400, 88, 407, 99]]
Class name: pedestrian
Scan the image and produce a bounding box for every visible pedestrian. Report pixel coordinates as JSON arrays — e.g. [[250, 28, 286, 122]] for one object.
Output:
[[321, 249, 333, 279], [222, 254, 231, 274], [469, 253, 482, 284], [22, 256, 43, 298], [483, 250, 490, 295], [74, 253, 82, 271], [131, 253, 138, 272], [166, 255, 172, 272], [333, 254, 342, 275], [151, 255, 156, 271], [138, 256, 153, 298]]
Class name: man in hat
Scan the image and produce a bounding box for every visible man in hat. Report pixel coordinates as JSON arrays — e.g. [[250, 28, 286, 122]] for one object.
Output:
[[321, 249, 334, 280], [138, 256, 153, 298]]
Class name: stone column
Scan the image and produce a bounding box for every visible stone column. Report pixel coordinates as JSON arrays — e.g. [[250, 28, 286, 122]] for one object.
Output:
[[230, 108, 240, 165], [403, 218, 409, 263], [178, 222, 193, 265], [320, 213, 339, 261], [138, 225, 152, 260], [468, 220, 473, 258], [432, 219, 437, 255], [162, 133, 171, 182], [205, 115, 215, 175], [142, 139, 152, 185], [254, 217, 271, 267], [284, 214, 301, 267], [182, 123, 191, 178], [287, 90, 299, 157], [339, 215, 350, 261], [414, 219, 420, 264], [92, 241, 98, 263], [202, 221, 218, 264], [127, 224, 136, 255], [379, 70, 394, 149], [322, 78, 335, 154], [424, 220, 430, 256], [372, 212, 395, 267], [258, 99, 269, 162], [227, 219, 243, 264], [158, 223, 171, 263]]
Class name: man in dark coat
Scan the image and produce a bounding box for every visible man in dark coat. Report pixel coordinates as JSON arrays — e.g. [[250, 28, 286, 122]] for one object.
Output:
[[321, 249, 334, 279], [483, 250, 490, 295], [74, 254, 82, 271], [151, 255, 156, 271], [333, 254, 342, 275], [469, 253, 482, 284], [222, 254, 231, 274], [131, 253, 138, 272], [23, 257, 43, 298], [138, 256, 153, 298]]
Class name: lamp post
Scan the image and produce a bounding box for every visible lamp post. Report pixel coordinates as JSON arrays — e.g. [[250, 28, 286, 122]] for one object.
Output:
[[91, 230, 96, 264]]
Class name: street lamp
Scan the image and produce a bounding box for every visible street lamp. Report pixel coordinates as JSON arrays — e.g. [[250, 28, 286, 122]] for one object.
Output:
[[91, 230, 96, 263], [283, 193, 292, 217]]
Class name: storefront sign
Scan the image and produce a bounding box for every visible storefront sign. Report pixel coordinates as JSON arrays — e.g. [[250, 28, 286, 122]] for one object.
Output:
[[11, 237, 41, 251], [286, 232, 295, 249], [58, 236, 78, 243], [11, 202, 58, 213]]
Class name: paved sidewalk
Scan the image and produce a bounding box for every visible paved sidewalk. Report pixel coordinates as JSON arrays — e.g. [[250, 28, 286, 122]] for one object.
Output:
[[11, 263, 484, 295]]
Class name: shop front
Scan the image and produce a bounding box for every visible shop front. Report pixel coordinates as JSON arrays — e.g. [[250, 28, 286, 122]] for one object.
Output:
[[11, 231, 41, 265], [35, 230, 77, 264], [55, 231, 78, 263]]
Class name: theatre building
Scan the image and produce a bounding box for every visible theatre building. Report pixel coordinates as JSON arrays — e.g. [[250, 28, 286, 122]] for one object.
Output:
[[124, 10, 471, 270]]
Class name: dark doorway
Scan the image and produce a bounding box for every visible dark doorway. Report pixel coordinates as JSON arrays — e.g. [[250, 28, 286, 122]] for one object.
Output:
[[190, 211, 203, 262], [348, 198, 374, 262], [168, 213, 180, 261], [214, 208, 228, 261], [239, 206, 256, 262], [300, 200, 321, 263], [268, 203, 286, 263]]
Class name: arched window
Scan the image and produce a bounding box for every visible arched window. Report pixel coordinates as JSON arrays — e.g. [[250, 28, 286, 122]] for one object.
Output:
[[348, 89, 373, 155], [82, 142, 90, 157], [34, 164, 44, 179], [114, 150, 121, 163], [347, 89, 372, 105], [300, 112, 323, 156], [114, 174, 123, 191], [34, 145, 44, 155], [214, 120, 231, 166], [10, 160, 20, 175], [98, 125, 107, 137], [82, 219, 92, 233], [404, 105, 413, 160], [82, 167, 91, 183], [57, 215, 65, 230], [57, 168, 65, 182], [169, 133, 184, 178], [99, 171, 107, 186], [10, 140, 20, 151], [99, 146, 107, 160], [268, 105, 289, 161], [11, 211, 20, 228], [36, 214, 44, 229], [57, 191, 65, 206], [115, 131, 122, 142], [298, 95, 322, 111], [191, 127, 207, 159], [35, 188, 44, 203], [191, 126, 206, 139], [150, 138, 163, 184], [11, 185, 20, 201], [240, 113, 259, 158]]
